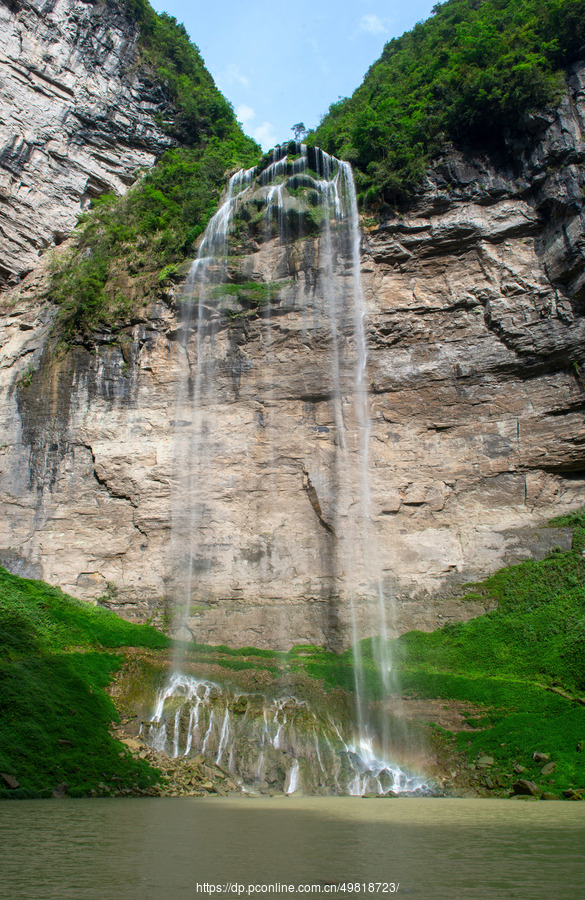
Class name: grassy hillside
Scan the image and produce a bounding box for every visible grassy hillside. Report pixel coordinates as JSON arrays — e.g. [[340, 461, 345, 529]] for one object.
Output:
[[291, 509, 585, 797], [311, 0, 585, 206], [48, 0, 261, 340], [0, 567, 170, 798]]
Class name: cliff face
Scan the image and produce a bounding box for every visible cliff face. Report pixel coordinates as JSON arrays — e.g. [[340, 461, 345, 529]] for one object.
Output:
[[1, 18, 585, 647], [0, 0, 175, 287]]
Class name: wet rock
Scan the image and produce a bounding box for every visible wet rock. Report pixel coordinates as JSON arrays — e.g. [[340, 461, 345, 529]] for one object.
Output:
[[541, 792, 558, 801], [1, 773, 20, 790], [512, 779, 540, 797], [52, 782, 69, 798]]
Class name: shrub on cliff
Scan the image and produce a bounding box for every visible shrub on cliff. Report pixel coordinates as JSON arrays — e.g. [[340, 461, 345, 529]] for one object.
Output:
[[49, 139, 258, 338], [311, 0, 585, 205]]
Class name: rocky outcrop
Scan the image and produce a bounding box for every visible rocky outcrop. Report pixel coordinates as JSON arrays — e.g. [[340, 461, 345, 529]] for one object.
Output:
[[0, 0, 175, 287], [2, 49, 585, 648]]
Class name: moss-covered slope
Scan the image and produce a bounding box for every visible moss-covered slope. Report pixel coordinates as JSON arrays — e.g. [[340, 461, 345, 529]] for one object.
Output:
[[0, 566, 170, 798]]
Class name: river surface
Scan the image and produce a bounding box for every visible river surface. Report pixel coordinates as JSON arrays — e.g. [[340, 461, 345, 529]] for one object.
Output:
[[1, 797, 583, 899]]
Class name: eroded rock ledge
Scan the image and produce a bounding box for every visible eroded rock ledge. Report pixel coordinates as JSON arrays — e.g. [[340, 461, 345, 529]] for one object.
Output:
[[0, 0, 175, 286]]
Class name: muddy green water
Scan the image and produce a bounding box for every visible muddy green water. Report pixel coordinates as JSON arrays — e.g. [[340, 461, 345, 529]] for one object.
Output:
[[1, 797, 583, 899]]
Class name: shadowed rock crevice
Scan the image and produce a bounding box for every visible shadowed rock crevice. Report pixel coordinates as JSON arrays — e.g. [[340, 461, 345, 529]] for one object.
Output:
[[302, 469, 336, 538]]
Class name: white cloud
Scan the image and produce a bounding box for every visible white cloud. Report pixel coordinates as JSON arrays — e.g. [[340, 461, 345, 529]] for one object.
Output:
[[253, 122, 279, 152], [236, 104, 278, 150], [236, 104, 256, 128], [219, 64, 250, 90], [358, 14, 387, 35]]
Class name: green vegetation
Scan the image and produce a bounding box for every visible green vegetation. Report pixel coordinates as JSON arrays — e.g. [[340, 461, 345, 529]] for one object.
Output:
[[312, 0, 585, 205], [15, 360, 36, 389], [50, 141, 258, 338], [176, 640, 284, 673], [48, 0, 261, 339], [291, 509, 585, 796], [0, 567, 170, 654], [0, 566, 170, 798], [123, 0, 238, 145], [209, 280, 289, 319]]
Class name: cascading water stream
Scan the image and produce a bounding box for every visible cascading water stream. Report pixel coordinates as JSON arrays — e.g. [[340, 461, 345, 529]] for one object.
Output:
[[143, 673, 427, 795], [162, 141, 427, 794]]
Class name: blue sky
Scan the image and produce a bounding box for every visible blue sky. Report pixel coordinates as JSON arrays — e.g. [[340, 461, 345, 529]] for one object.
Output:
[[150, 0, 437, 151]]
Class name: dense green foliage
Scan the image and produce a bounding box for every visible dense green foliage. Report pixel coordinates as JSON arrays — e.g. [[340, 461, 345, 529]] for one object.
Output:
[[401, 551, 585, 693], [0, 567, 169, 798], [312, 0, 585, 204], [50, 140, 258, 337], [0, 567, 170, 654], [49, 0, 260, 338]]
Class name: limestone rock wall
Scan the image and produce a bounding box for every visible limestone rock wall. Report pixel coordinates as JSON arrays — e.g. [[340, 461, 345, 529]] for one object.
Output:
[[0, 0, 175, 286], [2, 54, 585, 648]]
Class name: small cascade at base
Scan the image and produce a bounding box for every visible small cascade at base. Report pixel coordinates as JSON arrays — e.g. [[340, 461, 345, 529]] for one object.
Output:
[[142, 673, 429, 796]]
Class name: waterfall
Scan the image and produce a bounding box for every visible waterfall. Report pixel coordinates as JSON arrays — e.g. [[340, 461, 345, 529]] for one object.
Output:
[[143, 674, 427, 796], [165, 142, 424, 794]]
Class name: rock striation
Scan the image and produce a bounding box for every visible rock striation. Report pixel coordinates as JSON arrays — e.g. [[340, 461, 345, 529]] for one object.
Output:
[[0, 0, 175, 287], [1, 24, 585, 648]]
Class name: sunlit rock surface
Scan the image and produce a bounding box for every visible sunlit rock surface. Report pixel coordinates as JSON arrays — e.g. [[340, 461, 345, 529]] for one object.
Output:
[[0, 0, 174, 286], [1, 47, 585, 646]]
